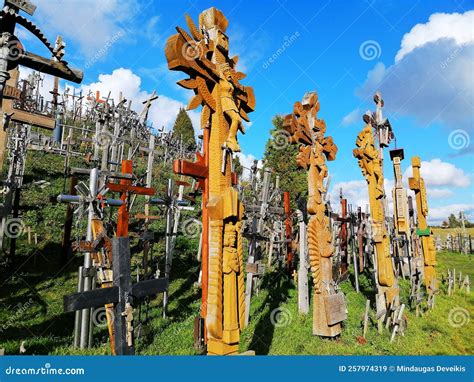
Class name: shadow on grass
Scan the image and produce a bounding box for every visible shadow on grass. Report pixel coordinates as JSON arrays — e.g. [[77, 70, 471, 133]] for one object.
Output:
[[249, 270, 294, 355]]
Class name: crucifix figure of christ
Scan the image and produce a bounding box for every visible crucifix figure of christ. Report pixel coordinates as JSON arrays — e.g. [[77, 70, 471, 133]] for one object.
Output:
[[166, 7, 255, 355], [353, 123, 400, 321], [408, 156, 437, 303], [283, 91, 346, 337]]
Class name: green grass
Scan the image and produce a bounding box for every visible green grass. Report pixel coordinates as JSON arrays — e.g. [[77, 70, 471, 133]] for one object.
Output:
[[1, 249, 472, 355]]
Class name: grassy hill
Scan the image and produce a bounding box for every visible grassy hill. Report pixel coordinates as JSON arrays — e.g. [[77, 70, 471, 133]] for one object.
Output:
[[0, 151, 472, 355]]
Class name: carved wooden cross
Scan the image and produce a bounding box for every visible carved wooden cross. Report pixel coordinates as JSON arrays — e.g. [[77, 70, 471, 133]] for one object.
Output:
[[283, 91, 345, 337], [408, 156, 437, 296], [166, 7, 254, 355], [354, 118, 399, 322]]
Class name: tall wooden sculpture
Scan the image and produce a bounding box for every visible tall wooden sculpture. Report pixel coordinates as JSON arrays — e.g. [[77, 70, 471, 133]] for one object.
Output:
[[283, 92, 345, 337], [390, 148, 413, 277], [166, 7, 255, 355], [408, 157, 437, 294], [354, 123, 399, 319]]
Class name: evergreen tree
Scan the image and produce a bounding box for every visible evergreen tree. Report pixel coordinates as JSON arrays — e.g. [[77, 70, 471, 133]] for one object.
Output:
[[233, 154, 243, 178], [172, 107, 196, 151], [262, 115, 307, 209]]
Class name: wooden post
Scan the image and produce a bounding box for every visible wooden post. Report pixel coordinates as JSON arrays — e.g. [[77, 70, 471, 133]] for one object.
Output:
[[61, 175, 77, 262], [297, 209, 309, 314], [363, 299, 370, 338]]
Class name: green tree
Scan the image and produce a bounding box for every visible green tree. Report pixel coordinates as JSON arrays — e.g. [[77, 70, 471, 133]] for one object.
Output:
[[172, 107, 196, 151], [233, 154, 243, 178], [262, 115, 307, 209], [447, 213, 459, 228]]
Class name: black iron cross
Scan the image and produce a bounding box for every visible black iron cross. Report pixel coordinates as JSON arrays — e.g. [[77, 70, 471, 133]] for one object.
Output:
[[63, 236, 168, 355]]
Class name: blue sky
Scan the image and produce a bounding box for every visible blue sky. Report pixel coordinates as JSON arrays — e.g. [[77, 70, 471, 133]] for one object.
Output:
[[16, 0, 473, 224]]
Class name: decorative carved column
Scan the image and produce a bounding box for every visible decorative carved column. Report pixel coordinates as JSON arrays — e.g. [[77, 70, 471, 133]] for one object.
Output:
[[283, 91, 345, 337], [166, 7, 255, 354]]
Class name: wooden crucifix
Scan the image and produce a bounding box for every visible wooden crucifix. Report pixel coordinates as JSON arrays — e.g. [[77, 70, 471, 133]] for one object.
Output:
[[166, 7, 255, 355], [283, 91, 346, 337], [61, 160, 168, 355], [353, 121, 399, 323], [408, 156, 437, 299]]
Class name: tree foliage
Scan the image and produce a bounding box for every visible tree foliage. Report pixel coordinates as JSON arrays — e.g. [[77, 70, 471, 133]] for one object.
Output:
[[172, 107, 196, 151], [262, 115, 307, 210]]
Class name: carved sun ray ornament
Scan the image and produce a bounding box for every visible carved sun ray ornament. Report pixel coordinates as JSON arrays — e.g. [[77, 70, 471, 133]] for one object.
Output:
[[283, 91, 346, 337]]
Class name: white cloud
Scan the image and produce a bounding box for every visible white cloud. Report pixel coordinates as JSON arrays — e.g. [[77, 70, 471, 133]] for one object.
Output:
[[403, 158, 470, 188], [33, 0, 138, 57], [329, 180, 369, 213], [357, 10, 474, 131], [396, 11, 474, 62], [428, 203, 474, 225], [145, 16, 161, 47], [236, 152, 262, 171], [341, 108, 361, 126], [235, 152, 262, 181], [427, 188, 454, 199]]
